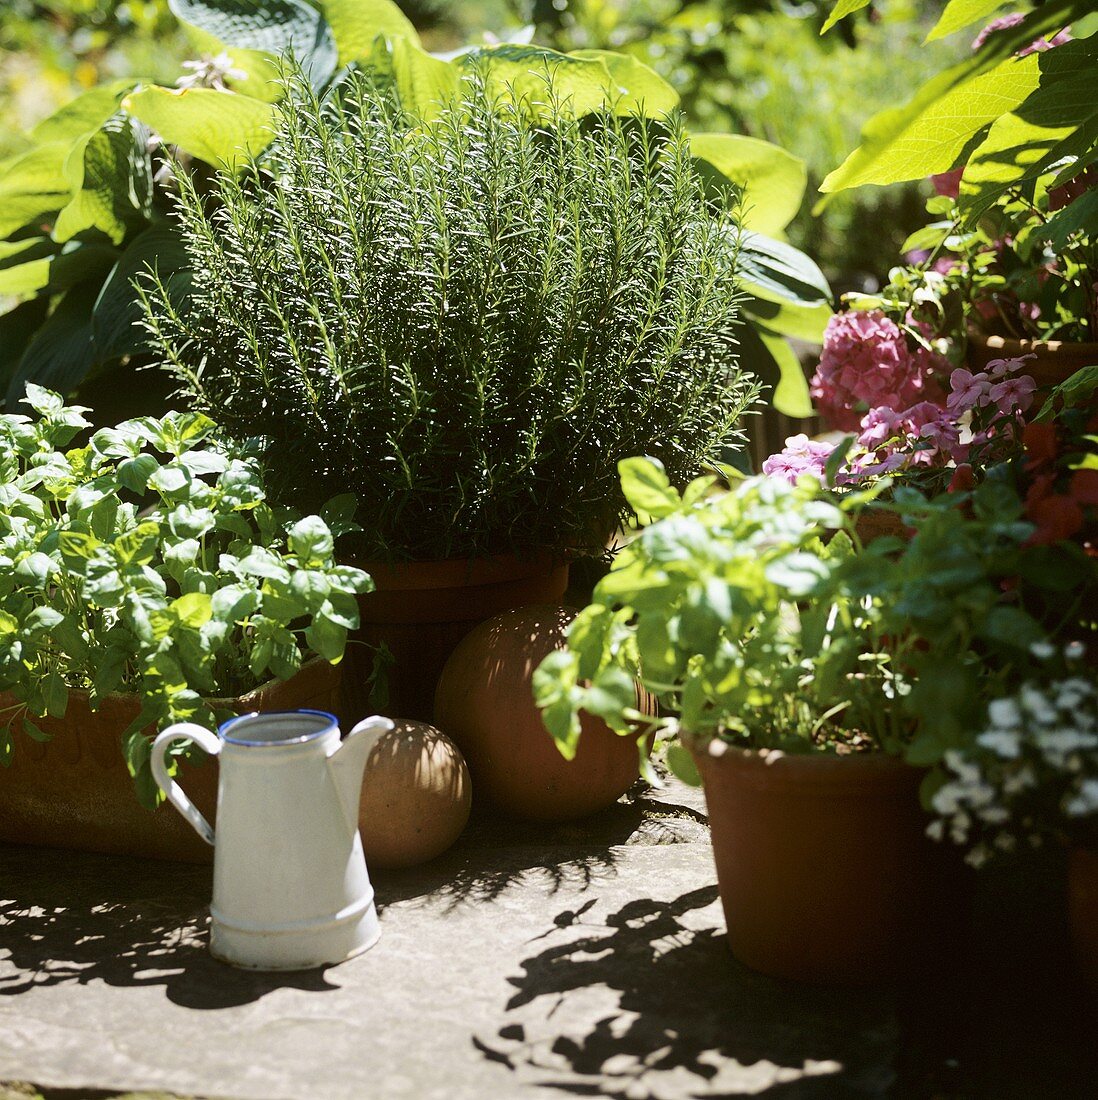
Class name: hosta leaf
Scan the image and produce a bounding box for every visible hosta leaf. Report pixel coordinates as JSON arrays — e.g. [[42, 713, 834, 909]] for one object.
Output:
[[365, 36, 459, 120], [93, 223, 190, 360], [168, 0, 337, 85], [322, 0, 419, 61], [123, 86, 277, 170], [5, 280, 101, 408], [29, 80, 140, 144], [459, 45, 619, 119], [568, 49, 679, 116], [0, 143, 74, 238], [735, 230, 831, 307], [748, 323, 814, 420], [690, 133, 806, 236], [743, 296, 832, 344], [0, 243, 118, 299]]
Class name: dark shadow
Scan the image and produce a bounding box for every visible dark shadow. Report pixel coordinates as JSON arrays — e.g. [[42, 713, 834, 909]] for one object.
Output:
[[374, 778, 707, 914], [0, 846, 341, 1009], [477, 859, 1098, 1099], [475, 886, 900, 1098]]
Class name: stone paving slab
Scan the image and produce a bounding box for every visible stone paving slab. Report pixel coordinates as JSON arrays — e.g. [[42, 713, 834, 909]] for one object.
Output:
[[1, 782, 1095, 1100]]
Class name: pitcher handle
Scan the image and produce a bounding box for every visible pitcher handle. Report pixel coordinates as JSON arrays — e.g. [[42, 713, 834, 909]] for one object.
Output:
[[151, 723, 221, 847]]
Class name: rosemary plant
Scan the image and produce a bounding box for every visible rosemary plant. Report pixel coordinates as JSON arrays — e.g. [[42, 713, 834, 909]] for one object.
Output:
[[140, 65, 757, 561]]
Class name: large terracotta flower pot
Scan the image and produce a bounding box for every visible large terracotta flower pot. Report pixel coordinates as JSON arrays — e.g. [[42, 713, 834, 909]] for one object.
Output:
[[967, 334, 1098, 406], [1068, 846, 1098, 994], [690, 740, 958, 984], [434, 605, 650, 822], [341, 553, 569, 723], [0, 658, 340, 864]]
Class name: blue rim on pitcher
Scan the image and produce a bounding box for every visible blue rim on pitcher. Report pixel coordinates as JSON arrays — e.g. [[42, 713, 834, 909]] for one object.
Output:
[[220, 709, 339, 747]]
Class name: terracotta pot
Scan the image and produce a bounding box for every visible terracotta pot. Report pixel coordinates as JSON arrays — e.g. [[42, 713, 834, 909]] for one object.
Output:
[[853, 508, 911, 546], [690, 741, 958, 984], [341, 553, 569, 724], [0, 658, 340, 864], [967, 334, 1098, 408], [434, 605, 650, 822], [1068, 846, 1098, 994]]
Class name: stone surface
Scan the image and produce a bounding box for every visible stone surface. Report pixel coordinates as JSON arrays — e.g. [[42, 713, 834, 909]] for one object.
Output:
[[1, 779, 1095, 1100]]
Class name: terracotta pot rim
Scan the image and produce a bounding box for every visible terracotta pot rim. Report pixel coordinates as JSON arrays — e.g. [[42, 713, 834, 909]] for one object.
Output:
[[348, 551, 569, 593], [685, 734, 917, 785], [968, 333, 1098, 355]]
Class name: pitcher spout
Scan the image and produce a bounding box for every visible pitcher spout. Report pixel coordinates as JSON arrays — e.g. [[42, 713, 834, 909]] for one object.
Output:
[[328, 715, 395, 835]]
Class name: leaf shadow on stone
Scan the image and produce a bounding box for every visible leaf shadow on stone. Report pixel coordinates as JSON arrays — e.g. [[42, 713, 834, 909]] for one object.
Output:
[[373, 782, 708, 914], [474, 885, 902, 1099], [0, 846, 340, 1009]]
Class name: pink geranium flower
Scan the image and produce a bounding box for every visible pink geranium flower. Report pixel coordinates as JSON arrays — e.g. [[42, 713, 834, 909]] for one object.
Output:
[[810, 311, 945, 431]]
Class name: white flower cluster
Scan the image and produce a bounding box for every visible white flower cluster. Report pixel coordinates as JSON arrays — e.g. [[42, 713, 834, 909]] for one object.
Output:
[[928, 653, 1097, 868]]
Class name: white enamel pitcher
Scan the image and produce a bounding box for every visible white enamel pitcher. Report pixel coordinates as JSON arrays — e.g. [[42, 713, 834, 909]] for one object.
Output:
[[151, 709, 393, 971]]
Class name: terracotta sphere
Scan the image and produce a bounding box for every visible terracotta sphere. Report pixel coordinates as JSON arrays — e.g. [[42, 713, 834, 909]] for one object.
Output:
[[434, 605, 651, 822], [358, 720, 472, 869]]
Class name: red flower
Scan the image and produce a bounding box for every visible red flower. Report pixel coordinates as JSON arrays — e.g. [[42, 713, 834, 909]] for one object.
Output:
[[1023, 422, 1059, 470], [1026, 492, 1084, 545], [948, 464, 975, 492], [1071, 469, 1098, 507]]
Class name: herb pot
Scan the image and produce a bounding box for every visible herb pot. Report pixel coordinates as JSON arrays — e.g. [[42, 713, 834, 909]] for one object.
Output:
[[341, 553, 569, 723], [434, 605, 649, 821], [0, 658, 340, 864], [1068, 846, 1098, 994], [967, 334, 1098, 407], [689, 740, 957, 984]]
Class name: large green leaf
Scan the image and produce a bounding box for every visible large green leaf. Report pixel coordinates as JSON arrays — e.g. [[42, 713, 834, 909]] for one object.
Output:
[[53, 114, 153, 245], [0, 299, 50, 398], [959, 40, 1098, 222], [736, 320, 813, 419], [743, 295, 832, 344], [927, 0, 1009, 42], [0, 243, 118, 298], [819, 0, 1077, 196], [568, 49, 679, 116], [690, 133, 806, 236], [170, 0, 338, 85], [820, 52, 1041, 195], [1033, 188, 1098, 249], [93, 224, 190, 360], [0, 144, 74, 238], [29, 80, 140, 145], [321, 0, 419, 61], [366, 36, 459, 119], [5, 281, 102, 407], [735, 231, 832, 309], [459, 45, 621, 118], [821, 1, 872, 35], [123, 86, 276, 169]]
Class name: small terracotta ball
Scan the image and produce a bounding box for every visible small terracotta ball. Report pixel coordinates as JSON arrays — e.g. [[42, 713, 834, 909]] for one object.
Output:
[[358, 720, 472, 869], [434, 605, 653, 822]]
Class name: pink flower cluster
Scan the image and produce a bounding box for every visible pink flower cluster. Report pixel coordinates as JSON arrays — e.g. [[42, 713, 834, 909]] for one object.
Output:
[[765, 352, 1037, 488], [809, 310, 945, 431], [971, 14, 1072, 55]]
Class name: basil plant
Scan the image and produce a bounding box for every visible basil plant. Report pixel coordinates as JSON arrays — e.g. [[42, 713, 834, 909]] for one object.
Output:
[[0, 385, 372, 804], [533, 458, 909, 784]]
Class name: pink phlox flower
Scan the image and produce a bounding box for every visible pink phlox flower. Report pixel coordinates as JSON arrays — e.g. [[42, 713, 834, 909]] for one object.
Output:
[[989, 373, 1037, 416], [857, 402, 959, 471], [762, 434, 835, 486], [947, 368, 993, 414], [985, 353, 1037, 380], [972, 14, 1071, 55]]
